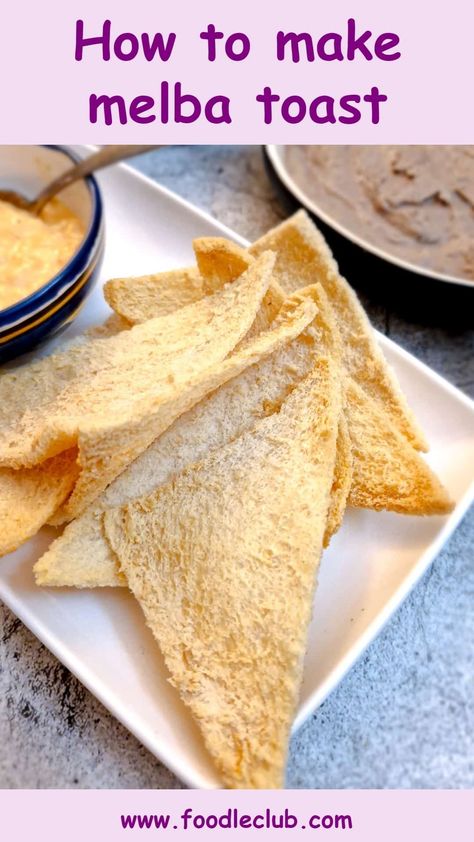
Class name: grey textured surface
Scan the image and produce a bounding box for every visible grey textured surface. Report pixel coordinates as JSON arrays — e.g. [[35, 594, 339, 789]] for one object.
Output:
[[0, 146, 472, 789]]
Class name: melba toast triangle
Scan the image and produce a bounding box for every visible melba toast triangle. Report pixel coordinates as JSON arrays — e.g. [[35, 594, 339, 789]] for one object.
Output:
[[250, 210, 428, 451], [103, 238, 259, 325], [103, 362, 341, 788], [104, 266, 204, 323], [346, 380, 453, 514]]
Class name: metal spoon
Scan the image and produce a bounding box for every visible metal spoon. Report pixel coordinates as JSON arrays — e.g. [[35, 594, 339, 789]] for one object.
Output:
[[0, 145, 161, 216]]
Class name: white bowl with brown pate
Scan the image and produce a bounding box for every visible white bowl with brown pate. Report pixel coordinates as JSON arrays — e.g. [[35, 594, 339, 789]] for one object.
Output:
[[266, 145, 474, 289]]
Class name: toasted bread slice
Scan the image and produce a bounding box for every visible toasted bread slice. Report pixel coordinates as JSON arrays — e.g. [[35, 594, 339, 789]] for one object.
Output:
[[34, 290, 320, 585], [346, 380, 453, 514], [250, 210, 427, 451], [0, 253, 275, 526], [104, 267, 203, 323], [104, 360, 341, 789], [103, 238, 254, 326], [0, 450, 79, 557]]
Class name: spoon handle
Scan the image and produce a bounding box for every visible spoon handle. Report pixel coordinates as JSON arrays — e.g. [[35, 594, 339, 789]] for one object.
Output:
[[33, 145, 161, 214]]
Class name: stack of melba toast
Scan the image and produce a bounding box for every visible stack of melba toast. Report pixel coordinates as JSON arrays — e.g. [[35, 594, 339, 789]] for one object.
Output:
[[0, 211, 453, 788]]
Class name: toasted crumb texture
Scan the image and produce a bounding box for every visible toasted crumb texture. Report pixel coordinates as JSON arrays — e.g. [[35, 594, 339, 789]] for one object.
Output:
[[0, 449, 79, 557], [0, 254, 275, 527], [34, 291, 319, 587], [104, 363, 341, 789], [346, 380, 454, 514], [250, 210, 428, 451]]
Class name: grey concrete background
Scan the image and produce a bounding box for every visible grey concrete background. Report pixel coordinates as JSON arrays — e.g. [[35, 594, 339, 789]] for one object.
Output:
[[0, 146, 472, 789]]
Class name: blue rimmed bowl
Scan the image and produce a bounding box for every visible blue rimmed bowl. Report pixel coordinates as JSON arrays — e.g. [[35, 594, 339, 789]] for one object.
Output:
[[0, 145, 104, 362]]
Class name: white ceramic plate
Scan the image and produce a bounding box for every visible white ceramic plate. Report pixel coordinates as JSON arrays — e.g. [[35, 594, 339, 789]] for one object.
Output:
[[265, 145, 474, 289], [1, 150, 473, 789]]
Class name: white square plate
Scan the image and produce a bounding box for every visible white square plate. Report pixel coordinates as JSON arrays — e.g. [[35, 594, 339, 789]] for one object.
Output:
[[1, 153, 473, 789]]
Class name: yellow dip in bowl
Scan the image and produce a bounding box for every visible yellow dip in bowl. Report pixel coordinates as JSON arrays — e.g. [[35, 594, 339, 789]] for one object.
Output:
[[0, 197, 85, 310]]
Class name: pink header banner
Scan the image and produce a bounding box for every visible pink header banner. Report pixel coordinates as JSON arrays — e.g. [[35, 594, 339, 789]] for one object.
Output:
[[0, 0, 472, 143], [0, 789, 473, 840]]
